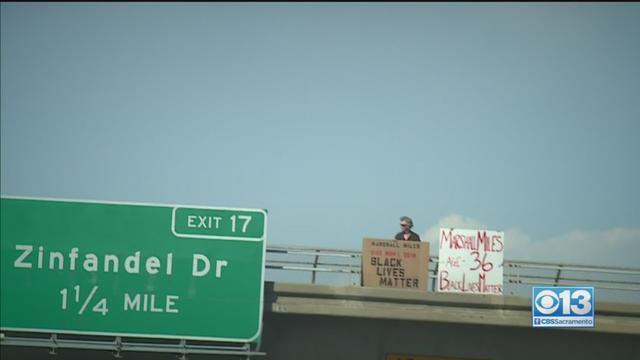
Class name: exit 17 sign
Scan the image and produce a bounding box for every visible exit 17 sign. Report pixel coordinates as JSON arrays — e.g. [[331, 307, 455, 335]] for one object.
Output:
[[0, 197, 267, 342]]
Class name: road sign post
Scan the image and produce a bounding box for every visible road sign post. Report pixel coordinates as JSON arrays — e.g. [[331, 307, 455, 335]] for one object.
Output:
[[0, 197, 267, 342]]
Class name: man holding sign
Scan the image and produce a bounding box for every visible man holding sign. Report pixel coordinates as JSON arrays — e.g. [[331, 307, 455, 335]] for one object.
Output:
[[394, 216, 421, 241]]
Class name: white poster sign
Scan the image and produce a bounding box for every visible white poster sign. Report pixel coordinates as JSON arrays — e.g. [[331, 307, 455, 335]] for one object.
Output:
[[437, 228, 504, 295]]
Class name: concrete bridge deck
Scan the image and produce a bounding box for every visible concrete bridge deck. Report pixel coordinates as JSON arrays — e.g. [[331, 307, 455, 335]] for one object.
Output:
[[3, 282, 639, 359], [260, 282, 640, 360], [265, 282, 640, 335]]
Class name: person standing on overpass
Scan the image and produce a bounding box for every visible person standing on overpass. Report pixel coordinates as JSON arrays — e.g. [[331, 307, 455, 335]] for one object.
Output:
[[395, 216, 421, 241]]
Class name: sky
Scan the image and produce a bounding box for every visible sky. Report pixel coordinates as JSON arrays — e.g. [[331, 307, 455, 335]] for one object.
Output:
[[2, 3, 639, 267]]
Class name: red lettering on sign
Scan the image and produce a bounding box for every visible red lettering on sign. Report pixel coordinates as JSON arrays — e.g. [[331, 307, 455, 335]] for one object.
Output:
[[439, 271, 502, 294], [492, 235, 503, 252], [446, 256, 460, 268]]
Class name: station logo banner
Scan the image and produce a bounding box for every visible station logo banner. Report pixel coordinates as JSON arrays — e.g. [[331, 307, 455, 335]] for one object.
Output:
[[532, 286, 595, 328]]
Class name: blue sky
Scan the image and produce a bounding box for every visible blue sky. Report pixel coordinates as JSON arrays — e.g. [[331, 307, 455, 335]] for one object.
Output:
[[2, 3, 639, 266]]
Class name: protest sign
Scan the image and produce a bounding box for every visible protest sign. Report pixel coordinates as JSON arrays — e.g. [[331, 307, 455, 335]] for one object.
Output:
[[437, 228, 504, 295], [362, 238, 429, 291]]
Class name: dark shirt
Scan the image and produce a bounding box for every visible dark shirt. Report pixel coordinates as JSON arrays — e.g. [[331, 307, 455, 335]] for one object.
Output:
[[394, 231, 421, 241]]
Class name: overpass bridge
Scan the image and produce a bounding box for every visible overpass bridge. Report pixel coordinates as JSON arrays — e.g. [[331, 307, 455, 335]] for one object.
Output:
[[2, 245, 639, 360], [262, 281, 639, 360]]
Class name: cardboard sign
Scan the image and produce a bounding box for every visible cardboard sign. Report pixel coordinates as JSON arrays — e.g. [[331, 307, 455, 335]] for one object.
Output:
[[437, 228, 504, 295], [362, 238, 429, 291]]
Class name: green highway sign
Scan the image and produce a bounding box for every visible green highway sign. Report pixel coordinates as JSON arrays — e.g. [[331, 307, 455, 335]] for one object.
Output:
[[0, 197, 267, 342]]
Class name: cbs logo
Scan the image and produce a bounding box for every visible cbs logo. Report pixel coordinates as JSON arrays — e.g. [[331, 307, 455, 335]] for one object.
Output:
[[534, 290, 560, 314], [534, 289, 592, 315]]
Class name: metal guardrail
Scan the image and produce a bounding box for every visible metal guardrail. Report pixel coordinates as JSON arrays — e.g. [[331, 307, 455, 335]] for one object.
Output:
[[265, 244, 640, 301], [0, 333, 265, 358]]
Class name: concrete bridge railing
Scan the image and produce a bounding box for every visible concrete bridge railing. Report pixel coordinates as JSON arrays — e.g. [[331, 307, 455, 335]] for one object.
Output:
[[265, 244, 640, 303]]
